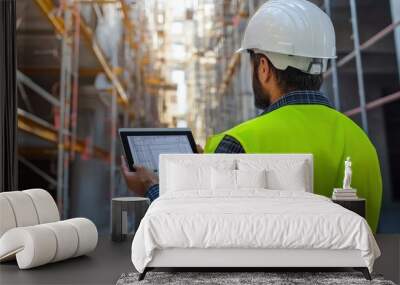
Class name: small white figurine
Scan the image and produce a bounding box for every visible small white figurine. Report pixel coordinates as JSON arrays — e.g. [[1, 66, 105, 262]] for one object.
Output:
[[343, 156, 352, 189]]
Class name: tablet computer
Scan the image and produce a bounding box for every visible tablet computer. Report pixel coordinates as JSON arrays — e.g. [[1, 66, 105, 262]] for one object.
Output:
[[119, 128, 197, 172]]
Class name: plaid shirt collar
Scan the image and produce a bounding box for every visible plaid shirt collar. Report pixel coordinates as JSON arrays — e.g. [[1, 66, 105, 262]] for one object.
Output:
[[261, 90, 333, 115]]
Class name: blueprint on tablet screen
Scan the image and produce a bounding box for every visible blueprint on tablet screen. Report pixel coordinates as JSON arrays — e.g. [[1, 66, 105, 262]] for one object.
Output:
[[127, 135, 193, 171]]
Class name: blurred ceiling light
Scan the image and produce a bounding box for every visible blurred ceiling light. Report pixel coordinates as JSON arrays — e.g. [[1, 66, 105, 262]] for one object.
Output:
[[171, 22, 183, 35], [157, 14, 164, 24], [200, 57, 216, 65], [204, 50, 216, 57], [171, 0, 186, 18], [171, 44, 186, 60], [172, 69, 187, 115]]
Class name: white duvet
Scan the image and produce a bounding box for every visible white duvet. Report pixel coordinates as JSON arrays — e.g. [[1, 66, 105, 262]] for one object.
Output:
[[131, 190, 380, 273]]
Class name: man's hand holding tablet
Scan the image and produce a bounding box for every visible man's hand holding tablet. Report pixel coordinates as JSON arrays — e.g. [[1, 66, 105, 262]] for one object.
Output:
[[119, 128, 200, 196], [120, 156, 159, 197]]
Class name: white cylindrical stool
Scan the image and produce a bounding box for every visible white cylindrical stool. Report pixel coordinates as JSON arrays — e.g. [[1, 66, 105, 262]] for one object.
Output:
[[111, 197, 149, 242]]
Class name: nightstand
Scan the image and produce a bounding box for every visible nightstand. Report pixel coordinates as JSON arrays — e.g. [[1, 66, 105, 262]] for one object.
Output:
[[332, 198, 366, 218], [111, 197, 150, 242]]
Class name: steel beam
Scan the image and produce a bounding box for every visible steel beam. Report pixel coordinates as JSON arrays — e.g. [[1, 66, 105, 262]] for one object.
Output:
[[324, 0, 341, 111], [345, 90, 400, 117], [390, 0, 400, 83], [17, 109, 109, 161], [119, 0, 138, 51], [18, 108, 58, 142], [19, 66, 103, 77], [17, 70, 60, 106], [70, 1, 81, 160], [216, 2, 248, 97], [17, 80, 34, 113], [19, 156, 58, 186], [79, 16, 129, 105], [19, 147, 62, 158], [34, 0, 65, 35], [58, 0, 73, 218], [110, 88, 117, 198], [325, 20, 400, 76], [218, 53, 240, 96], [34, 0, 129, 106], [349, 0, 368, 134]]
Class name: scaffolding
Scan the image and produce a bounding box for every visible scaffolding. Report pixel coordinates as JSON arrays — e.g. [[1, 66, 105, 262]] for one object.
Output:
[[211, 0, 400, 136], [17, 0, 171, 218]]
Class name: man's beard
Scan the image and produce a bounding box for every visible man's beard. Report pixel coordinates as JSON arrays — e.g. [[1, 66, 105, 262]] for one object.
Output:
[[252, 68, 271, 110]]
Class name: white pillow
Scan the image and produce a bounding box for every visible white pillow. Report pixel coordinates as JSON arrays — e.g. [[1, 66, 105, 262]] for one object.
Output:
[[238, 159, 308, 191], [165, 159, 236, 193], [168, 162, 211, 191], [211, 169, 268, 191], [236, 169, 267, 189], [266, 165, 307, 191], [211, 168, 236, 190]]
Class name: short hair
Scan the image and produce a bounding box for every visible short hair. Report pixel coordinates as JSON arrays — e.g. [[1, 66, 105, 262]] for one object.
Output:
[[250, 51, 323, 93]]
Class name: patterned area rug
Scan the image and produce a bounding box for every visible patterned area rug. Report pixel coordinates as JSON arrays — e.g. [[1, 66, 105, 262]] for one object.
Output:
[[116, 271, 396, 285]]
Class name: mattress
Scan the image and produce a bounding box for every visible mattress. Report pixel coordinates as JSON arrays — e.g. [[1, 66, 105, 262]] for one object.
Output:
[[131, 190, 380, 273]]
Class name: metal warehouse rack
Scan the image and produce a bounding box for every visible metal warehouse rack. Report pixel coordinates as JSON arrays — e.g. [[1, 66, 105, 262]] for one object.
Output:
[[217, 0, 400, 135], [16, 0, 171, 218]]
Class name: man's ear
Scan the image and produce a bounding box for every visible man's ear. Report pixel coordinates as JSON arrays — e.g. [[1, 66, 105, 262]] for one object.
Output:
[[258, 56, 272, 83]]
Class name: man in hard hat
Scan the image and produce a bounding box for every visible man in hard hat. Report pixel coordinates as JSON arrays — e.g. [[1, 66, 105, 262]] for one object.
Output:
[[121, 0, 382, 232]]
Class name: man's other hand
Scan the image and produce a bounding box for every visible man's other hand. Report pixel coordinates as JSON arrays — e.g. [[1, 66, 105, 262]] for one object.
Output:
[[120, 156, 159, 197]]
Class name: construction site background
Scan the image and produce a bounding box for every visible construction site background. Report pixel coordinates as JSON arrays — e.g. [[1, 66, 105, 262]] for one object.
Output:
[[16, 0, 400, 233]]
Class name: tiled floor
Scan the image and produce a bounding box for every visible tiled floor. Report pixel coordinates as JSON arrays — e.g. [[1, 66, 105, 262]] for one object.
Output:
[[0, 235, 399, 285]]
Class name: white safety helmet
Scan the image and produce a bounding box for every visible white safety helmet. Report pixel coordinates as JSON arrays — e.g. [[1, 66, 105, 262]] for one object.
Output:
[[237, 0, 336, 75]]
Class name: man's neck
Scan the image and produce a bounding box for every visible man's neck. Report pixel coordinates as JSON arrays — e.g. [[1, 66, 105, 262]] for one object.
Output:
[[269, 90, 285, 105]]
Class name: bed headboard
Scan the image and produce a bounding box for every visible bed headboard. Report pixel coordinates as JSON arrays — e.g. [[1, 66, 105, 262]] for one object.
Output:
[[159, 154, 313, 196]]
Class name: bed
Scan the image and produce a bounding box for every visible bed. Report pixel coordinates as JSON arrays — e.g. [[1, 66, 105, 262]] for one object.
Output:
[[131, 154, 380, 280]]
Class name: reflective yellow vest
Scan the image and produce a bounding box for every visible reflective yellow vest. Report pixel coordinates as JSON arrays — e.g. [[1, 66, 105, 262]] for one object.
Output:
[[205, 105, 382, 232]]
